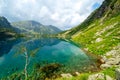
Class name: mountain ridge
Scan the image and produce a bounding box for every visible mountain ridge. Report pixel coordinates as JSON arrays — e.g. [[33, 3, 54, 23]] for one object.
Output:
[[60, 0, 120, 37], [0, 16, 19, 40], [11, 20, 62, 35]]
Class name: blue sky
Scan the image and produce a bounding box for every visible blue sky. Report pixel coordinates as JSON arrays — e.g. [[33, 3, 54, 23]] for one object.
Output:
[[0, 0, 104, 30]]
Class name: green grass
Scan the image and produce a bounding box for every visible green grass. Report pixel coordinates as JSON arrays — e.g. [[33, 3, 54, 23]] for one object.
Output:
[[72, 15, 120, 55], [55, 66, 116, 80], [101, 67, 116, 78]]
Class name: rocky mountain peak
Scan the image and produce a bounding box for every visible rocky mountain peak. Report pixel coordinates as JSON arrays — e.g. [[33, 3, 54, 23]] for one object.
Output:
[[0, 16, 12, 28]]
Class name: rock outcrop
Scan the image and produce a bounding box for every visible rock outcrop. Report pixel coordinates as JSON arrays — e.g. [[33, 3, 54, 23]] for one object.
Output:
[[100, 44, 120, 69], [88, 73, 113, 80], [115, 68, 120, 80], [61, 73, 72, 78]]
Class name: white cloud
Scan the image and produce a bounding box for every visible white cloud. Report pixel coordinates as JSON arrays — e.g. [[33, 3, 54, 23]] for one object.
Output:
[[0, 0, 104, 30], [0, 0, 6, 14], [51, 12, 60, 21], [39, 6, 51, 17], [70, 13, 86, 26]]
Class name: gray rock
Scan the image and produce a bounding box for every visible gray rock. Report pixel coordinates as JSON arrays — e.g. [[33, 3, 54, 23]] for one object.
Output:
[[88, 73, 113, 80], [106, 50, 118, 56], [115, 68, 120, 80], [101, 48, 120, 69], [106, 58, 120, 65], [75, 72, 80, 76], [101, 56, 107, 62], [61, 73, 72, 78], [95, 38, 103, 43], [100, 64, 111, 69]]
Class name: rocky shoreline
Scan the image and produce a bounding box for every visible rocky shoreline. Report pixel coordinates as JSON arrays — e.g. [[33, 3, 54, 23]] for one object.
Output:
[[59, 44, 120, 80], [87, 44, 120, 80], [100, 44, 120, 69]]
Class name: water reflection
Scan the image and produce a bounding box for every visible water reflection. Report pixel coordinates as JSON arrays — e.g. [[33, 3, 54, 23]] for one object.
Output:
[[0, 38, 22, 57], [0, 38, 97, 78]]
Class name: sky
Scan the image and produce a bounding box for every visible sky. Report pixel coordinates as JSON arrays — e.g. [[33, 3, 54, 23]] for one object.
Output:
[[0, 0, 104, 30]]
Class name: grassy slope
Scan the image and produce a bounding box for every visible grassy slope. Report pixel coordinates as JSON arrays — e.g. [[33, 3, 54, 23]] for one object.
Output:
[[72, 15, 120, 55], [56, 0, 120, 79], [61, 0, 120, 55], [62, 0, 120, 37]]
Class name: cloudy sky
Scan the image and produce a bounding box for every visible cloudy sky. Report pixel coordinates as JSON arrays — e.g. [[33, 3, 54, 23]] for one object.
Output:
[[0, 0, 104, 30]]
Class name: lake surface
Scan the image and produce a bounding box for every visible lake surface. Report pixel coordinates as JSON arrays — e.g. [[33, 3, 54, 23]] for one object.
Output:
[[0, 38, 98, 78]]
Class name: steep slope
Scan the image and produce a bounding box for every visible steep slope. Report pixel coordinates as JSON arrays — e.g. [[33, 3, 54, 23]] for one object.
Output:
[[61, 0, 120, 55], [0, 16, 19, 40], [0, 16, 12, 28], [72, 15, 120, 55], [61, 0, 120, 37], [11, 20, 61, 35], [46, 25, 62, 34]]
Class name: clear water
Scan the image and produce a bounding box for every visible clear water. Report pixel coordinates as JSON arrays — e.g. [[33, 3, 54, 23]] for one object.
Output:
[[0, 38, 98, 78]]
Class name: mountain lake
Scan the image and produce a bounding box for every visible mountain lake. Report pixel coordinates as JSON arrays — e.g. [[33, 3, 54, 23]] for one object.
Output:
[[0, 38, 99, 78]]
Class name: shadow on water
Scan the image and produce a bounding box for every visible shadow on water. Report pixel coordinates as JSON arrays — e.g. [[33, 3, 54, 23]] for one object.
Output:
[[0, 32, 22, 57]]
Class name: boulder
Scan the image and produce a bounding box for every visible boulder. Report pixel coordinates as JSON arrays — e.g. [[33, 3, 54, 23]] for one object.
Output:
[[115, 68, 120, 80], [95, 38, 103, 43], [61, 73, 72, 78], [88, 73, 113, 80], [106, 58, 120, 65], [100, 56, 107, 63], [106, 50, 118, 56], [100, 64, 111, 69], [75, 72, 80, 76]]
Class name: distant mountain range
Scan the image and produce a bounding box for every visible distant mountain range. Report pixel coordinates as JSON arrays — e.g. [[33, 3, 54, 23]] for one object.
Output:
[[0, 16, 62, 40], [11, 20, 61, 34]]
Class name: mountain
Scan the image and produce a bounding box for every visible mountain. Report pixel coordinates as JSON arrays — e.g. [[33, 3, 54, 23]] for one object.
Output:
[[0, 16, 19, 40], [0, 16, 21, 57], [61, 0, 120, 37], [0, 16, 12, 28], [11, 20, 62, 35], [60, 0, 120, 55]]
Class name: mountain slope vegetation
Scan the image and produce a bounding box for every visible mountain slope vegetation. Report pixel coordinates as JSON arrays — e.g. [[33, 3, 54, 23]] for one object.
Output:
[[60, 0, 120, 55], [56, 0, 120, 79]]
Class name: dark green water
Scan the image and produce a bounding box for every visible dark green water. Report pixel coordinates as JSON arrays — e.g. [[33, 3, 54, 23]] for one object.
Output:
[[0, 38, 98, 78]]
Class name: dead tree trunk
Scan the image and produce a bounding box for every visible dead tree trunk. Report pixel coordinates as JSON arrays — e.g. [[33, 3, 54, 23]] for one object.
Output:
[[24, 52, 29, 80]]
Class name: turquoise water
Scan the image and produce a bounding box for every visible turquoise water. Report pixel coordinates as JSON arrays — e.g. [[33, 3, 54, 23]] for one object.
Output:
[[0, 38, 97, 78]]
